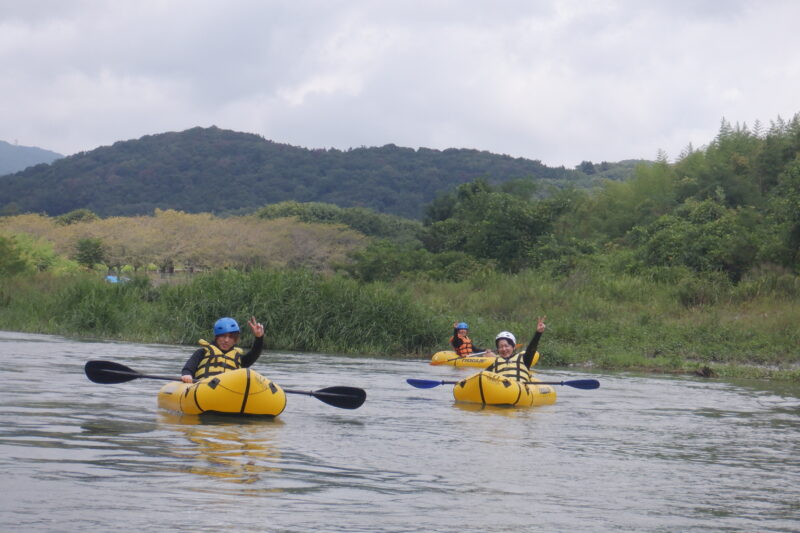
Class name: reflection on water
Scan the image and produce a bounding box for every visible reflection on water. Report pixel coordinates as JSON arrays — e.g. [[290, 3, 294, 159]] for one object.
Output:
[[158, 412, 283, 485], [1, 331, 799, 533]]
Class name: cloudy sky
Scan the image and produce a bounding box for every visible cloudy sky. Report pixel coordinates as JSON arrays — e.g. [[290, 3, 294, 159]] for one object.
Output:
[[2, 0, 799, 168]]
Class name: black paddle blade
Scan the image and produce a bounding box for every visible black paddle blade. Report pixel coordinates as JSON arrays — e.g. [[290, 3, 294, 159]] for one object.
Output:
[[304, 386, 366, 409], [84, 360, 141, 384], [563, 379, 600, 390]]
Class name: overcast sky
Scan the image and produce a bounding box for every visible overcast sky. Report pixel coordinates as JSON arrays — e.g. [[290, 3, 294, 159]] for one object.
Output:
[[2, 0, 799, 168]]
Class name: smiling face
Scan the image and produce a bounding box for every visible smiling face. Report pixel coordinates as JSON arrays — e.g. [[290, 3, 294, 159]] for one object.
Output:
[[215, 332, 239, 351], [496, 339, 515, 359], [457, 328, 468, 338]]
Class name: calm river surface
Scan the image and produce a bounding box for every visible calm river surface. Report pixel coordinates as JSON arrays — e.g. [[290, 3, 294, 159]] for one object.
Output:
[[1, 330, 798, 532]]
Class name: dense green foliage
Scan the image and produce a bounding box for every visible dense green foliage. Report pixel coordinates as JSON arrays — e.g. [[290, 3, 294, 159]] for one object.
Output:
[[0, 126, 636, 219], [421, 179, 577, 272], [339, 115, 800, 282], [0, 233, 79, 276], [0, 236, 28, 276], [55, 209, 100, 226], [256, 200, 422, 243], [73, 237, 106, 268], [339, 241, 490, 282]]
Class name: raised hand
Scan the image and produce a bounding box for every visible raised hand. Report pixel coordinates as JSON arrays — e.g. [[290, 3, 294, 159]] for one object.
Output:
[[248, 316, 265, 337]]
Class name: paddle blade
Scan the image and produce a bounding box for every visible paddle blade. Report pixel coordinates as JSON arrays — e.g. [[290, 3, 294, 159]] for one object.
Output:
[[406, 378, 447, 389], [313, 386, 366, 409], [283, 386, 367, 409], [563, 379, 600, 390], [84, 360, 141, 384]]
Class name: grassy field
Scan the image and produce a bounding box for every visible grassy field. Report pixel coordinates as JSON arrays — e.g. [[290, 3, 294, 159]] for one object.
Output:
[[1, 264, 798, 381]]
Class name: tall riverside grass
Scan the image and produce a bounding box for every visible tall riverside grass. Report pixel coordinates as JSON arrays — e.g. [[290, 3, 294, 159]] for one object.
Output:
[[155, 269, 440, 354], [0, 264, 797, 379], [0, 269, 441, 356], [406, 263, 800, 379]]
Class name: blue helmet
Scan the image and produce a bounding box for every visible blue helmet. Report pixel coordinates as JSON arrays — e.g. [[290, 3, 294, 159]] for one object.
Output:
[[214, 317, 240, 336], [456, 322, 469, 330]]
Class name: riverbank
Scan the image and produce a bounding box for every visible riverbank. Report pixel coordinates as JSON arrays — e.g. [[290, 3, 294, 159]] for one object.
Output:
[[1, 266, 798, 381]]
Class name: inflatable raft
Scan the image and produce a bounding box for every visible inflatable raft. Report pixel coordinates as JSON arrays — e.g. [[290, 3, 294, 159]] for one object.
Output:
[[430, 350, 494, 367], [452, 370, 557, 407], [430, 350, 539, 368], [157, 368, 286, 416]]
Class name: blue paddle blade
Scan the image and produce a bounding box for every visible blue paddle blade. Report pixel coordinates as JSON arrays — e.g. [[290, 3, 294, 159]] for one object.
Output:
[[406, 378, 445, 389]]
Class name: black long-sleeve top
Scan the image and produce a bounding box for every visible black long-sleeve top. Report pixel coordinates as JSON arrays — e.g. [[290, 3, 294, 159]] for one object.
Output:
[[181, 336, 264, 377], [451, 327, 485, 353], [521, 330, 543, 368]]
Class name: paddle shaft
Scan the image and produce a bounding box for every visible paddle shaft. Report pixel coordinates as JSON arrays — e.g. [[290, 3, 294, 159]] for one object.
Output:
[[431, 380, 585, 386], [99, 368, 193, 382], [84, 360, 366, 408], [407, 377, 600, 390]]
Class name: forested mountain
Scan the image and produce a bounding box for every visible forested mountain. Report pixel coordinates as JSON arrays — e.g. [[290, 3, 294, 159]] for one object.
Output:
[[0, 140, 62, 175], [2, 115, 798, 284], [0, 126, 637, 219]]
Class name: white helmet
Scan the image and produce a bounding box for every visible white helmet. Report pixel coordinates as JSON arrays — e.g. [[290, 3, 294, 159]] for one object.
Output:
[[495, 331, 516, 347]]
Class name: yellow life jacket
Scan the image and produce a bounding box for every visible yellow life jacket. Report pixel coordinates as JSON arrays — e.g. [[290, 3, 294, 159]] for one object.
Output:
[[450, 335, 474, 356], [486, 352, 531, 382], [193, 339, 244, 379]]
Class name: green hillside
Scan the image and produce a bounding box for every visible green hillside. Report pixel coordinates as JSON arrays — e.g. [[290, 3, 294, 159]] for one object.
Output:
[[0, 140, 62, 175], [1, 115, 798, 377], [0, 126, 638, 219]]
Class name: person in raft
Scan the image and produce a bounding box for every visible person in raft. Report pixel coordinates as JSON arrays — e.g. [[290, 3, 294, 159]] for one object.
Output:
[[484, 316, 546, 382], [180, 316, 265, 383], [449, 321, 487, 357]]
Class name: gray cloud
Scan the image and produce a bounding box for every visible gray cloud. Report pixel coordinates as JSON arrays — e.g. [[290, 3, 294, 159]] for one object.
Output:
[[1, 0, 798, 167]]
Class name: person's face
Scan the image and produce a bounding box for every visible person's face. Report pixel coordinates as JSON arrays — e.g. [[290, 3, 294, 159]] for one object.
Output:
[[496, 339, 515, 358], [457, 329, 468, 338], [216, 332, 239, 351]]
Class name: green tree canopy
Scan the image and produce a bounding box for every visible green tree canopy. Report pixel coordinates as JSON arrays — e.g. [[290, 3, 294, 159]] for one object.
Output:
[[73, 238, 107, 268]]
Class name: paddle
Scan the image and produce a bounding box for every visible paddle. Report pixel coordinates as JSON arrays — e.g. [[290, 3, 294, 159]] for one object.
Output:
[[406, 377, 600, 390], [84, 360, 366, 409], [85, 360, 184, 383], [281, 386, 366, 410]]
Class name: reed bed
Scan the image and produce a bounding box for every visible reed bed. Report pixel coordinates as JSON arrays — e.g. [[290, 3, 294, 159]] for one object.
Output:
[[0, 265, 797, 379]]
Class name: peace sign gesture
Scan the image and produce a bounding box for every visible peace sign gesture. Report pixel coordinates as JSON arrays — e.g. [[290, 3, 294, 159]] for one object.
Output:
[[248, 316, 265, 338]]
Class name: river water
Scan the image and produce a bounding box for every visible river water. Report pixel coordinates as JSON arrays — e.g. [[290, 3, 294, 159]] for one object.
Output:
[[1, 330, 798, 532]]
